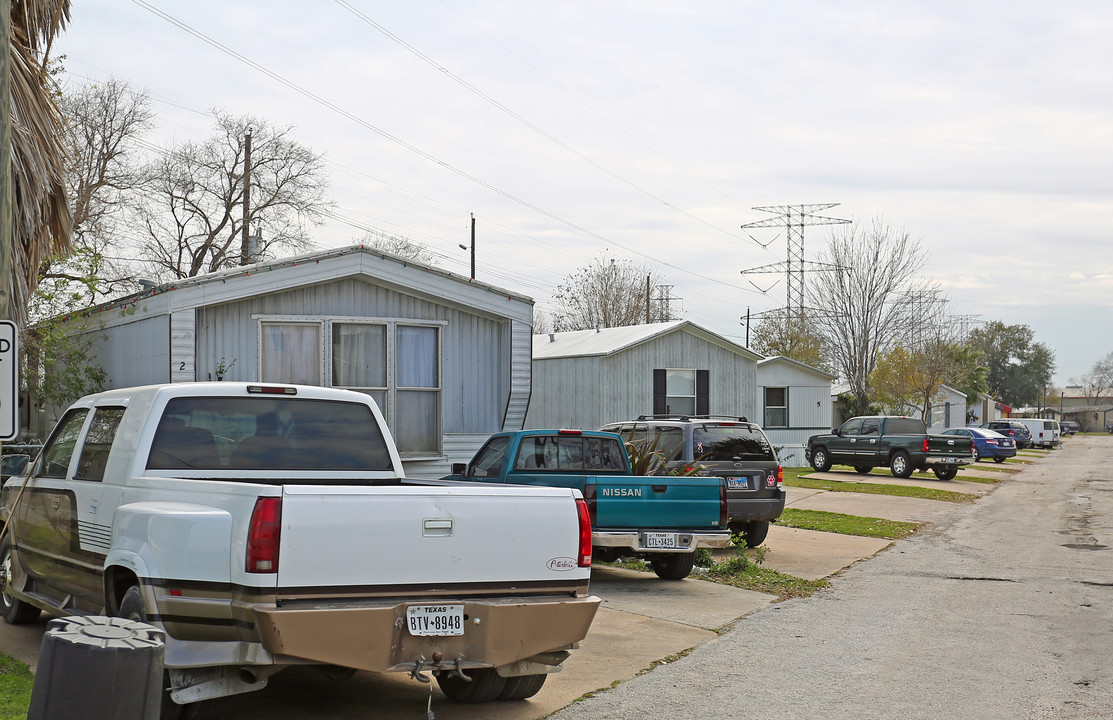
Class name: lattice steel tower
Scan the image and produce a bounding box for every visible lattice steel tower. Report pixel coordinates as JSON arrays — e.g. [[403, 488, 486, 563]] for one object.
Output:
[[740, 204, 851, 317]]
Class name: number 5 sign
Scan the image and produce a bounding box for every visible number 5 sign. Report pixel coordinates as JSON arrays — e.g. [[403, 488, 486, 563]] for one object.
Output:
[[0, 320, 18, 441]]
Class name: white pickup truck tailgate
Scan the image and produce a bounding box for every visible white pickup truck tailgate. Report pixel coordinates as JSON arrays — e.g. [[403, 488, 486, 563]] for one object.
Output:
[[276, 483, 587, 590]]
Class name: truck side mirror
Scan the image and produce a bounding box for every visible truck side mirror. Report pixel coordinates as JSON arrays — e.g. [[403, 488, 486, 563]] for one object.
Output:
[[451, 462, 467, 476], [832, 428, 842, 436]]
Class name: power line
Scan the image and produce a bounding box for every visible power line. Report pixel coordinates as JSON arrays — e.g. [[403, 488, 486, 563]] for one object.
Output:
[[127, 0, 763, 296]]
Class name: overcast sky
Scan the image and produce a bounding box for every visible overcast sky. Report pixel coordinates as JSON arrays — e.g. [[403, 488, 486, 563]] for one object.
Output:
[[55, 0, 1112, 389]]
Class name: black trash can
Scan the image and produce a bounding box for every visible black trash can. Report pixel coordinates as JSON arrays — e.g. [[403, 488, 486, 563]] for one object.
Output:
[[27, 615, 165, 720]]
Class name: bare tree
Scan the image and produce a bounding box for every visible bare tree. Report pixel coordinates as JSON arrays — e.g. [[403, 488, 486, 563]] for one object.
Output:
[[551, 253, 677, 331], [356, 229, 436, 266], [31, 77, 154, 319], [1075, 351, 1113, 404], [807, 217, 927, 415], [132, 111, 330, 279]]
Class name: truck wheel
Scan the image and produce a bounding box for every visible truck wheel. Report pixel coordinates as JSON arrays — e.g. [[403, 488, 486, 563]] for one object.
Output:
[[498, 673, 547, 700], [740, 520, 770, 548], [437, 668, 508, 703], [650, 552, 696, 580], [932, 465, 958, 481], [1, 537, 41, 625], [810, 447, 832, 472], [889, 452, 913, 479], [118, 586, 231, 720], [854, 466, 871, 475]]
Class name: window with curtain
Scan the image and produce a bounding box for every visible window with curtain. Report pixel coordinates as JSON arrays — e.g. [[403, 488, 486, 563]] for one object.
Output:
[[261, 323, 320, 385], [395, 325, 440, 455], [332, 324, 388, 418], [764, 387, 787, 428]]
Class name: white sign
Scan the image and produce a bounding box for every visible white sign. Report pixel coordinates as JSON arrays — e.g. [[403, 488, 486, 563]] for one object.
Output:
[[0, 320, 18, 441]]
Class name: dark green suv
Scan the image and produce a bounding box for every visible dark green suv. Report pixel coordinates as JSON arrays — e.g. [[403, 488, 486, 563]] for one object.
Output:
[[598, 415, 783, 547]]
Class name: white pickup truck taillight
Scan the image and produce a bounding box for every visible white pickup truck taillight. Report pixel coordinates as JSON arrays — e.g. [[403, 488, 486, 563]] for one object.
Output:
[[247, 496, 282, 573], [575, 498, 592, 567]]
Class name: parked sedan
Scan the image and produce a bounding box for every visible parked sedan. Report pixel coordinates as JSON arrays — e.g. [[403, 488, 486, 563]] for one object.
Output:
[[944, 427, 1016, 463]]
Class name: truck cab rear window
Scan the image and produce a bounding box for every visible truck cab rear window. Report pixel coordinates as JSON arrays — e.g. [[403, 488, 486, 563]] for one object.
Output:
[[147, 397, 392, 471], [514, 435, 625, 471]]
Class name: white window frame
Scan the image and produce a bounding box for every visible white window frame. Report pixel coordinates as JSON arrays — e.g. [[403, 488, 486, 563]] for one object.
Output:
[[255, 315, 445, 459], [764, 386, 788, 428], [665, 368, 697, 416]]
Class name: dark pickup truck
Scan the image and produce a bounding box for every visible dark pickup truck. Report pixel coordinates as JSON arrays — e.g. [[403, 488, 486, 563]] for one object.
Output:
[[446, 429, 730, 579], [805, 416, 974, 480]]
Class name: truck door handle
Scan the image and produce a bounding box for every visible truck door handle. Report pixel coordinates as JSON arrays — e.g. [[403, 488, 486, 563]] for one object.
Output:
[[423, 518, 454, 537], [52, 497, 61, 509], [651, 485, 667, 493]]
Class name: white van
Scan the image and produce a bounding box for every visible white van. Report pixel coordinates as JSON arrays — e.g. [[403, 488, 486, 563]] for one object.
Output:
[[1015, 418, 1060, 448]]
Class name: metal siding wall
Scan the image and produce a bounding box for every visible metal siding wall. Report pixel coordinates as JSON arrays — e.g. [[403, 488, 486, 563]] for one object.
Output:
[[503, 320, 531, 431], [611, 332, 757, 420], [194, 278, 511, 433], [524, 356, 604, 429], [169, 310, 195, 382], [90, 316, 171, 390], [528, 331, 759, 430], [762, 429, 822, 467]]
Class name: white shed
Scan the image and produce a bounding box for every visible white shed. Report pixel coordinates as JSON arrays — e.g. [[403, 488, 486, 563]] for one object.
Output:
[[28, 245, 534, 478], [756, 356, 837, 467], [924, 384, 968, 433], [525, 321, 762, 430]]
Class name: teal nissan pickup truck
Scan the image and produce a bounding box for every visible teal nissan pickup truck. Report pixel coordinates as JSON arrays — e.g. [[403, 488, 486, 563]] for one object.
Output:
[[805, 415, 975, 480], [446, 429, 730, 579]]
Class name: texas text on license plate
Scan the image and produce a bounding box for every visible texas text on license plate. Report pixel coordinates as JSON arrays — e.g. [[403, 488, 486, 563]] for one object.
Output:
[[642, 532, 680, 549], [406, 604, 465, 636], [726, 476, 751, 489]]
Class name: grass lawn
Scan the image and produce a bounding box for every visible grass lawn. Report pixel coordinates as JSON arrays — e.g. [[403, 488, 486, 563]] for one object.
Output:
[[605, 551, 830, 601], [778, 507, 922, 540], [0, 653, 33, 720], [783, 471, 976, 503]]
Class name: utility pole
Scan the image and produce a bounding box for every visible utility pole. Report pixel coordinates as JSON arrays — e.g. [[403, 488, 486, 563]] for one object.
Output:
[[239, 129, 252, 265], [469, 213, 475, 280], [740, 203, 850, 320], [645, 276, 651, 323]]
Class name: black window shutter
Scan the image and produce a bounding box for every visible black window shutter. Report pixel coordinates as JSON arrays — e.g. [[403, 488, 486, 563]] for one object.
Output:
[[653, 369, 666, 415], [696, 370, 710, 416]]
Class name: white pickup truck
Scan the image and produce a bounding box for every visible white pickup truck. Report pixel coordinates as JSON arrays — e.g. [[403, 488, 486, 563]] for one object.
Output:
[[0, 383, 599, 718]]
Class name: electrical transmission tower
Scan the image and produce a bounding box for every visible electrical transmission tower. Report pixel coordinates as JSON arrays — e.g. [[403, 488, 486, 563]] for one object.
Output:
[[740, 204, 851, 318]]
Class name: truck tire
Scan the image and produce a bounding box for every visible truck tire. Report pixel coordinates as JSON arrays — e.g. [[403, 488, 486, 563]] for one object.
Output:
[[437, 668, 508, 703], [740, 520, 770, 548], [889, 451, 913, 479], [932, 465, 959, 481], [498, 673, 547, 700], [118, 586, 231, 720], [1, 537, 41, 625], [810, 447, 832, 472], [854, 466, 872, 475], [650, 552, 696, 580]]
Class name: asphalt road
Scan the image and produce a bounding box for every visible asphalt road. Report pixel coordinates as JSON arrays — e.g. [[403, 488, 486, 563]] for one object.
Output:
[[548, 435, 1113, 720]]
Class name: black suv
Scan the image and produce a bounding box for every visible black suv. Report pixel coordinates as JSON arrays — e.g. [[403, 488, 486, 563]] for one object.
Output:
[[598, 415, 783, 547], [979, 420, 1033, 449]]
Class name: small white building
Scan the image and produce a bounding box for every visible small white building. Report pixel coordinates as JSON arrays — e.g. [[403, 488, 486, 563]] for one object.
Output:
[[923, 384, 968, 433], [967, 393, 1005, 426], [525, 321, 762, 430], [756, 356, 837, 468]]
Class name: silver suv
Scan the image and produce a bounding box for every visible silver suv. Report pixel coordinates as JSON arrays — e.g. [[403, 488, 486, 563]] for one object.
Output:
[[599, 415, 784, 547]]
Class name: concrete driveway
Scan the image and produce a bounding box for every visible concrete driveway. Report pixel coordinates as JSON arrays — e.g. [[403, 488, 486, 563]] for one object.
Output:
[[0, 461, 1024, 719]]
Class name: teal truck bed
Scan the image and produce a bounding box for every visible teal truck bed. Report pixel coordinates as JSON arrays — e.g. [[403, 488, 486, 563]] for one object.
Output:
[[446, 429, 730, 579]]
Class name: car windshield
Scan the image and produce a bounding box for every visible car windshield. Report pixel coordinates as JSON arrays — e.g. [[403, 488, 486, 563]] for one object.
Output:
[[147, 396, 393, 471], [692, 424, 775, 461]]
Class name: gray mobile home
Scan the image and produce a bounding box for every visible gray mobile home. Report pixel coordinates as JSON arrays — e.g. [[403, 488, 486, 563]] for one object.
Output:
[[525, 321, 761, 430], [27, 245, 533, 477]]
